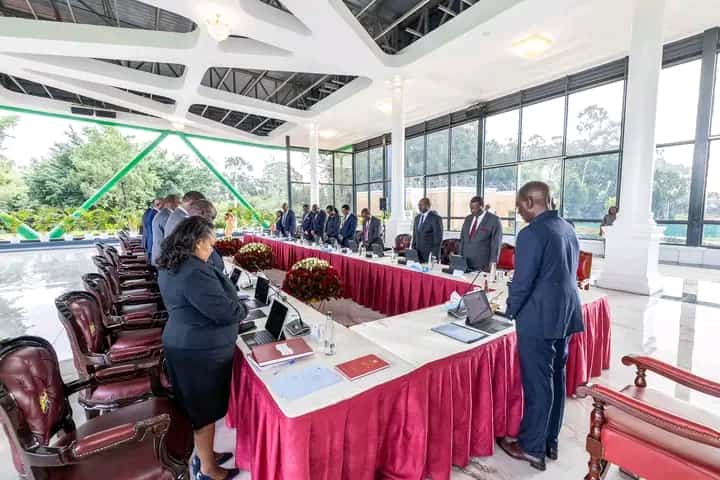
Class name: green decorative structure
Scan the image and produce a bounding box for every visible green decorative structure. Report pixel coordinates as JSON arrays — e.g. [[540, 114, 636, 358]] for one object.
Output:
[[180, 135, 269, 228], [0, 210, 41, 240]]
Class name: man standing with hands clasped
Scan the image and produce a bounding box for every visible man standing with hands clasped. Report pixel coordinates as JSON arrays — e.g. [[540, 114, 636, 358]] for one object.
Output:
[[459, 195, 503, 272], [497, 181, 584, 471]]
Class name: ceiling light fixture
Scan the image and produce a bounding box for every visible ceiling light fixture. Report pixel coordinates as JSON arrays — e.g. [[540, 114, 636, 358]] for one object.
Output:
[[206, 14, 231, 42], [319, 129, 337, 139], [511, 34, 552, 60], [376, 99, 392, 115]]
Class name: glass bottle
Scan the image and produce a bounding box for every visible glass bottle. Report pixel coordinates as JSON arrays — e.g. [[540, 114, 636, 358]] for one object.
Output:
[[324, 311, 336, 356]]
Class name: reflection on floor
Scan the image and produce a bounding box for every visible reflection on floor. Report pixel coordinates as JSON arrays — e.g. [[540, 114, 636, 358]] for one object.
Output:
[[0, 248, 718, 479]]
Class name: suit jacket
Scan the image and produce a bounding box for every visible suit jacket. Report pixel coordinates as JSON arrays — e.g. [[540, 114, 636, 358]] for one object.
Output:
[[506, 210, 584, 339], [459, 212, 503, 271], [411, 210, 443, 262], [301, 211, 314, 239], [324, 215, 340, 241], [338, 213, 358, 246], [281, 209, 296, 236], [360, 217, 382, 247], [164, 207, 190, 239], [141, 208, 157, 253], [150, 208, 172, 266], [159, 256, 247, 350], [312, 210, 326, 237]]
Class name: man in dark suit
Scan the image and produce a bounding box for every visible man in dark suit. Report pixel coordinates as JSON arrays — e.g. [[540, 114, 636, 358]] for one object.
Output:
[[301, 204, 314, 240], [459, 195, 503, 272], [498, 181, 584, 471], [151, 194, 179, 266], [359, 208, 382, 249], [338, 204, 358, 247], [324, 205, 340, 243], [165, 191, 205, 239], [310, 204, 326, 242], [280, 202, 296, 237], [411, 197, 443, 263], [141, 197, 162, 257]]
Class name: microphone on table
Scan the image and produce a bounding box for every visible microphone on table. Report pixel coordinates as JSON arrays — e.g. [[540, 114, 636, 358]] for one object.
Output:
[[253, 262, 309, 336]]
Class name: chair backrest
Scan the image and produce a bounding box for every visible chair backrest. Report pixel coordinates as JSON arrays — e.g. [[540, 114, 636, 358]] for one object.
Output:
[[577, 251, 593, 283], [82, 273, 113, 317], [395, 234, 411, 252], [497, 243, 515, 270], [55, 291, 107, 375], [0, 337, 74, 476], [94, 260, 122, 297], [440, 238, 460, 265]]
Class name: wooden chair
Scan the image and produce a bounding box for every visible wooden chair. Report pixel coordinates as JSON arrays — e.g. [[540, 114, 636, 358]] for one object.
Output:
[[496, 243, 515, 270], [440, 238, 460, 265], [395, 233, 412, 256], [577, 250, 593, 290]]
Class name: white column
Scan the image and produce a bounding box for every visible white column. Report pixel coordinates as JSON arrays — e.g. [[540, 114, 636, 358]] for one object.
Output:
[[308, 124, 320, 206], [385, 76, 412, 247], [597, 0, 665, 295]]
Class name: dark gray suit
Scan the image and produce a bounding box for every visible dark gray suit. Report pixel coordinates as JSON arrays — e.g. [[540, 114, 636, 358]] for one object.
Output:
[[360, 217, 382, 248], [411, 210, 443, 263], [150, 208, 172, 266], [164, 206, 190, 239], [459, 212, 503, 272]]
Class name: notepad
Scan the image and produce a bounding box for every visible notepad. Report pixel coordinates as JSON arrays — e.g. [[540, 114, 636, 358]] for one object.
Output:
[[269, 366, 343, 401]]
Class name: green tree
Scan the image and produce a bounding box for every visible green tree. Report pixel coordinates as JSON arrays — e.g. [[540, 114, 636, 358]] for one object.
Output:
[[0, 115, 28, 210]]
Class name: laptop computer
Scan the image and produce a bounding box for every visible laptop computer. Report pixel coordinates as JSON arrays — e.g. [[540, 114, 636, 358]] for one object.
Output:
[[240, 300, 288, 347], [371, 243, 385, 257], [243, 276, 270, 310], [450, 290, 513, 334], [442, 254, 469, 274], [404, 249, 419, 262], [431, 322, 488, 344]]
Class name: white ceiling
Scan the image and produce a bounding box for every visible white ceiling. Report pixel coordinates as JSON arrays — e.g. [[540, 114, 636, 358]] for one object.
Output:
[[0, 0, 719, 150]]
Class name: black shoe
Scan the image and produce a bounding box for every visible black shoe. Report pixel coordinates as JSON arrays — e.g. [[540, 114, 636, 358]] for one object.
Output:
[[546, 446, 558, 461], [191, 453, 234, 478], [497, 437, 546, 471]]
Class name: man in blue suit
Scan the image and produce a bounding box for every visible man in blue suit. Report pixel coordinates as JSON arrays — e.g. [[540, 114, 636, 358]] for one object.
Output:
[[141, 197, 162, 257], [300, 204, 314, 240], [310, 204, 326, 242], [280, 202, 296, 237], [338, 204, 357, 247], [498, 181, 584, 472]]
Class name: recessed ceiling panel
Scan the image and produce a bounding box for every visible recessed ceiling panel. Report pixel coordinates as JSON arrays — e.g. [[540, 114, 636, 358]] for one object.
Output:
[[189, 104, 285, 137], [98, 59, 186, 78]]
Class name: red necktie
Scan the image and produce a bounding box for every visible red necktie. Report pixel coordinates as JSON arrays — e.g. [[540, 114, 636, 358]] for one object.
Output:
[[469, 217, 479, 239]]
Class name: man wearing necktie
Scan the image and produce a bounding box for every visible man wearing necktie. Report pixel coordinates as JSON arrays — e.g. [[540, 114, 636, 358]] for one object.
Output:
[[338, 204, 358, 247], [411, 197, 443, 263], [360, 208, 382, 249], [280, 202, 296, 237], [459, 195, 503, 272]]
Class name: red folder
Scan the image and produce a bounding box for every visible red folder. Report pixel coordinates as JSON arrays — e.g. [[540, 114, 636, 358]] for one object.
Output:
[[335, 354, 389, 381], [251, 338, 314, 367]]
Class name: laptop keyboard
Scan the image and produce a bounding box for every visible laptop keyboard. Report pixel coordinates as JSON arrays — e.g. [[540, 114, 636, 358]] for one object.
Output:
[[253, 330, 276, 345]]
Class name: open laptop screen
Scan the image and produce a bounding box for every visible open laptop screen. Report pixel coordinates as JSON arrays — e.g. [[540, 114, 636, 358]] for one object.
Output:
[[265, 300, 288, 339], [463, 290, 494, 326], [229, 267, 242, 285], [255, 276, 270, 304]]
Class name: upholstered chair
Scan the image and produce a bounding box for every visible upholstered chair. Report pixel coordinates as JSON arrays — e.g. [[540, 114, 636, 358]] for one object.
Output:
[[496, 243, 516, 270], [440, 238, 461, 265], [0, 336, 192, 480], [394, 233, 412, 256], [577, 250, 593, 290]]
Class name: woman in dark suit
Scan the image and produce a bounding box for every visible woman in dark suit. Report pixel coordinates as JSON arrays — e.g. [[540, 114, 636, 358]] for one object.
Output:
[[157, 217, 246, 480]]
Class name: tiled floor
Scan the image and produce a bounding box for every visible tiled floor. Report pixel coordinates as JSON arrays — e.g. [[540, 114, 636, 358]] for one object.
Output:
[[0, 248, 718, 479]]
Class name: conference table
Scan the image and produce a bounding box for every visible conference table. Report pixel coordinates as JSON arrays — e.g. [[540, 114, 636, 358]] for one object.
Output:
[[226, 235, 612, 480]]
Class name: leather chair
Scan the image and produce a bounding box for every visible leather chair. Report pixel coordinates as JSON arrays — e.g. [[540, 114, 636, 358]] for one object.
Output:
[[0, 336, 192, 480], [93, 257, 159, 295], [395, 233, 412, 256], [55, 291, 163, 417], [577, 355, 720, 480], [97, 243, 149, 271], [117, 230, 144, 255], [496, 243, 515, 270], [82, 273, 167, 330], [440, 238, 460, 265], [577, 250, 593, 290]]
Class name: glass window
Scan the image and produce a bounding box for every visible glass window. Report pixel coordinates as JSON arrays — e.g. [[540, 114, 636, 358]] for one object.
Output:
[[405, 136, 425, 176], [385, 144, 392, 180], [426, 175, 449, 218], [573, 221, 602, 240], [290, 183, 309, 214], [703, 141, 720, 222], [655, 60, 702, 144], [355, 150, 369, 184], [566, 81, 623, 155], [335, 152, 353, 184], [563, 154, 619, 219], [713, 54, 720, 136], [450, 172, 477, 219], [355, 183, 369, 213], [483, 166, 517, 219], [658, 223, 688, 244], [450, 219, 465, 232], [451, 121, 478, 171], [335, 185, 353, 209], [426, 129, 449, 174], [652, 144, 693, 221], [521, 97, 564, 160], [320, 184, 333, 208], [405, 176, 424, 212], [319, 152, 333, 183], [703, 224, 720, 247], [369, 147, 384, 182], [518, 158, 562, 206], [290, 150, 310, 182], [484, 109, 519, 166], [370, 182, 384, 213]]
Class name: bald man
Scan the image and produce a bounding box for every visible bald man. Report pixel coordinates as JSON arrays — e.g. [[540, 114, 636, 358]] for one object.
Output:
[[497, 181, 583, 471]]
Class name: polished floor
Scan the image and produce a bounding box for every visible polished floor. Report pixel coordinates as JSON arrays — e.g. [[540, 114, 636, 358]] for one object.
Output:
[[0, 247, 718, 479]]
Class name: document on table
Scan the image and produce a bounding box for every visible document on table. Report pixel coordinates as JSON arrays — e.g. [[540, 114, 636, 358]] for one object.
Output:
[[269, 365, 343, 401]]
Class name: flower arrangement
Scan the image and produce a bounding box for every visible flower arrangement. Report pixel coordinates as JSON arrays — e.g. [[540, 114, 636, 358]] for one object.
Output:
[[282, 257, 343, 303], [233, 242, 273, 272], [215, 237, 244, 256]]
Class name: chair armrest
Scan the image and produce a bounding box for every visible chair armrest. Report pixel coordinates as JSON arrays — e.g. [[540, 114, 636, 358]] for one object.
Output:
[[106, 311, 167, 329], [622, 355, 720, 398], [108, 344, 161, 363], [577, 384, 720, 448], [94, 359, 161, 382], [69, 414, 170, 459], [117, 292, 161, 304]]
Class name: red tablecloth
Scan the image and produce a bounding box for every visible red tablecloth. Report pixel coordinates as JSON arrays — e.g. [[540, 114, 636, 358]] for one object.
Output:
[[244, 235, 475, 315], [227, 297, 611, 480]]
